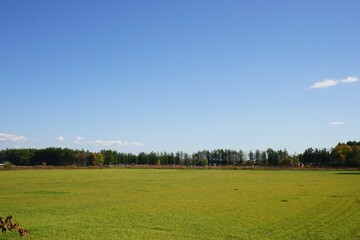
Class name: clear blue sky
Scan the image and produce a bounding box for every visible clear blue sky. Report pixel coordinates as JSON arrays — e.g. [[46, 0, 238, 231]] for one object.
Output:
[[1, 0, 359, 154]]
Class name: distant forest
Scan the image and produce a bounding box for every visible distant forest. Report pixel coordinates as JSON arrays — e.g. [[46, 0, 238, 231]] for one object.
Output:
[[1, 141, 359, 167]]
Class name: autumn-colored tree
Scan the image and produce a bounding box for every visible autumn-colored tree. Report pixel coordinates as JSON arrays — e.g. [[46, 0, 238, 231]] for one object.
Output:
[[89, 153, 104, 166], [348, 145, 360, 166], [331, 144, 352, 165]]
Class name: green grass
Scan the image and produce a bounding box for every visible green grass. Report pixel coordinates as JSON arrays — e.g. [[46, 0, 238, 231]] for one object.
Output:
[[1, 169, 359, 239]]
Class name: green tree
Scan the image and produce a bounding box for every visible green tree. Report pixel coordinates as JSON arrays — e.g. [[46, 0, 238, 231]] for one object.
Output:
[[184, 153, 191, 166], [101, 150, 118, 165], [260, 151, 268, 166], [266, 148, 278, 166], [148, 152, 158, 165], [255, 150, 260, 164], [229, 151, 238, 165], [290, 154, 300, 165], [96, 153, 104, 165], [278, 149, 289, 166], [193, 151, 208, 166], [348, 145, 360, 166], [238, 150, 245, 165], [248, 150, 255, 161], [138, 152, 148, 165]]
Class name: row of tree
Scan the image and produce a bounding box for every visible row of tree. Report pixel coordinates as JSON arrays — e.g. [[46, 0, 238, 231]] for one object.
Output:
[[0, 141, 359, 167], [0, 148, 102, 166]]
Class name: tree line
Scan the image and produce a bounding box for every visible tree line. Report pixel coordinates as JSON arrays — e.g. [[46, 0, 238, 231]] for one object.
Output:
[[0, 141, 359, 167]]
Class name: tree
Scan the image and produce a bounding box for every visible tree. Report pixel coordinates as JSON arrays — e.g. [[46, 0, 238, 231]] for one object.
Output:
[[238, 150, 245, 165], [346, 141, 360, 146], [193, 151, 208, 166], [277, 149, 288, 166], [290, 154, 300, 165], [184, 153, 191, 166], [348, 145, 360, 166], [0, 142, 358, 168], [229, 151, 238, 165], [89, 153, 104, 166], [248, 151, 255, 162], [331, 144, 352, 165], [266, 148, 278, 166], [175, 151, 181, 165], [260, 151, 268, 166], [302, 148, 314, 164], [148, 152, 158, 165], [127, 153, 138, 164], [101, 150, 118, 165], [168, 152, 176, 165], [138, 152, 148, 165], [255, 150, 260, 164], [96, 153, 104, 165]]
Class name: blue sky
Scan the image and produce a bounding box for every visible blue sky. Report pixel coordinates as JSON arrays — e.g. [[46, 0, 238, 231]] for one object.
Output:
[[1, 0, 359, 154]]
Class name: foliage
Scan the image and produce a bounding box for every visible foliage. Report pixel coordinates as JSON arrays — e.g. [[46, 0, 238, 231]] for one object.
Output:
[[3, 161, 14, 170], [0, 141, 359, 167], [89, 153, 104, 166], [332, 144, 352, 165], [299, 141, 360, 167], [348, 145, 360, 166]]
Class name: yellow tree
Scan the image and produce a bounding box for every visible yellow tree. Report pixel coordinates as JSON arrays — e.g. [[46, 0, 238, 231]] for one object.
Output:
[[331, 144, 352, 165]]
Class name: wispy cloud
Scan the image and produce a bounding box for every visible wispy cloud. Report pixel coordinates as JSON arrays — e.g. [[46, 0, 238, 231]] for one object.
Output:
[[74, 136, 85, 144], [57, 136, 66, 142], [310, 76, 358, 89], [90, 140, 144, 147], [0, 133, 27, 142], [311, 79, 338, 89], [74, 137, 143, 148], [329, 121, 346, 125], [340, 76, 358, 83]]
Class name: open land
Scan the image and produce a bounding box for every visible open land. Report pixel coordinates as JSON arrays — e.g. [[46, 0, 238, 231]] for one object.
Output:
[[1, 169, 359, 239]]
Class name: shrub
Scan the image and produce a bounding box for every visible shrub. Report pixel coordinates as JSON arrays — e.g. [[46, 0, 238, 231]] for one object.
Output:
[[3, 162, 14, 170]]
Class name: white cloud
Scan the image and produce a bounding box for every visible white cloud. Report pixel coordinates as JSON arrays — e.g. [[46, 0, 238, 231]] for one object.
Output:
[[57, 136, 66, 142], [90, 140, 121, 147], [128, 142, 144, 147], [310, 79, 338, 89], [0, 133, 27, 142], [90, 140, 144, 147], [340, 76, 359, 83], [310, 76, 359, 89], [74, 136, 143, 148], [74, 136, 85, 144], [329, 121, 346, 125]]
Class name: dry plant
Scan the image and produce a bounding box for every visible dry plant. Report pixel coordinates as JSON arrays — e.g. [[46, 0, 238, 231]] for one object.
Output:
[[0, 215, 30, 237]]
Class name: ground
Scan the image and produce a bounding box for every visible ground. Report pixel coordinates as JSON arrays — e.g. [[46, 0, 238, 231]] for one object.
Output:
[[0, 169, 359, 239]]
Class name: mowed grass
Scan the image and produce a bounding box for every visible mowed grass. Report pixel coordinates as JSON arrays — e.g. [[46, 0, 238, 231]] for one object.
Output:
[[1, 169, 359, 239]]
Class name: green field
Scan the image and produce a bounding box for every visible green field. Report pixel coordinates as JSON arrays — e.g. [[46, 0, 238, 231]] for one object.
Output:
[[1, 169, 359, 239]]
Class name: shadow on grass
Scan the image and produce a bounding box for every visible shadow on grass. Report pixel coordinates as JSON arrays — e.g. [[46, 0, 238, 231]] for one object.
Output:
[[23, 191, 69, 195], [334, 172, 360, 175]]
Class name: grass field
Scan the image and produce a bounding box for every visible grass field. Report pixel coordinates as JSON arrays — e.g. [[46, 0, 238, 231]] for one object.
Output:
[[0, 169, 359, 239]]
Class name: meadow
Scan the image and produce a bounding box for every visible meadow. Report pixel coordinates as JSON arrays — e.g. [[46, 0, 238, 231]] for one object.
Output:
[[0, 169, 359, 239]]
